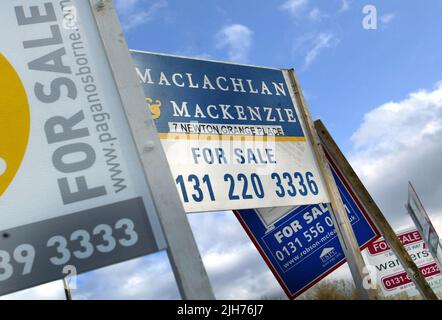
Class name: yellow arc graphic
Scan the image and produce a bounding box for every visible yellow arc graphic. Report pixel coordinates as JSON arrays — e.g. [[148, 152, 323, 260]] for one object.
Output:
[[0, 53, 30, 197]]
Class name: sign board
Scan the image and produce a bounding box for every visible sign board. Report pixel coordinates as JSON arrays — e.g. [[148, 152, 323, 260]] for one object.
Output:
[[0, 1, 165, 296], [407, 183, 441, 264], [131, 51, 330, 212], [235, 150, 380, 299], [364, 228, 442, 297]]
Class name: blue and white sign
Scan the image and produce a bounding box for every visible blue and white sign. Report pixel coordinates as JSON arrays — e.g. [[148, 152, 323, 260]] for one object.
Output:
[[235, 151, 380, 299], [131, 51, 329, 212]]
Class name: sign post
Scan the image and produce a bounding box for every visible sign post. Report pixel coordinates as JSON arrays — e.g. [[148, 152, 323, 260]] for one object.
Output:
[[130, 48, 377, 298], [286, 70, 376, 300], [315, 120, 439, 300], [89, 0, 214, 299], [131, 50, 351, 297], [0, 0, 214, 300], [365, 228, 442, 297], [407, 182, 442, 272], [235, 152, 381, 299], [131, 51, 330, 212], [0, 0, 168, 296]]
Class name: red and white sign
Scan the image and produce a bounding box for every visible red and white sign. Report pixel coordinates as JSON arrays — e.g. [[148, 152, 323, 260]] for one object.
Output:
[[364, 228, 442, 297], [367, 230, 422, 255]]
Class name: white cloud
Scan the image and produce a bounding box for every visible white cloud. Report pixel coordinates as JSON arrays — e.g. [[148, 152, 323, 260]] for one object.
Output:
[[216, 24, 253, 63], [380, 13, 396, 25], [188, 212, 286, 299], [174, 47, 213, 60], [72, 252, 180, 300], [349, 82, 442, 234], [280, 0, 308, 16], [115, 0, 168, 31], [339, 0, 351, 12], [304, 32, 339, 67], [115, 0, 141, 14], [308, 8, 326, 22], [0, 281, 66, 300], [299, 82, 442, 295]]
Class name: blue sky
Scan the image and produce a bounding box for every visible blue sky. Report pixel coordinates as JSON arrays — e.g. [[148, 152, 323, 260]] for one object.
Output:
[[117, 0, 442, 151], [3, 0, 442, 300]]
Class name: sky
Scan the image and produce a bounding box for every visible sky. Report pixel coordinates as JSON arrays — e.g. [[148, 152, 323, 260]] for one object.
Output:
[[3, 0, 442, 300]]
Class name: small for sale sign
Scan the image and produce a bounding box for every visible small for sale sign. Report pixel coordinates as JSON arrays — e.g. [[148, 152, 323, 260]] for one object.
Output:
[[364, 228, 442, 297]]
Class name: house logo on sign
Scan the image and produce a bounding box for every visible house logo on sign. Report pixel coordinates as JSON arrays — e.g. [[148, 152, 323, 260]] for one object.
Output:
[[320, 247, 338, 264]]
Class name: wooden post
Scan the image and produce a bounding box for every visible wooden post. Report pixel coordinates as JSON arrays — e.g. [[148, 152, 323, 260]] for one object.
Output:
[[314, 119, 439, 300], [285, 69, 376, 300]]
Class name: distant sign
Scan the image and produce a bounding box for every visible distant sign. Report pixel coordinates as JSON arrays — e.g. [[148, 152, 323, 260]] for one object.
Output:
[[407, 183, 442, 266], [235, 150, 380, 299], [364, 228, 442, 297], [132, 51, 330, 212], [0, 1, 165, 295]]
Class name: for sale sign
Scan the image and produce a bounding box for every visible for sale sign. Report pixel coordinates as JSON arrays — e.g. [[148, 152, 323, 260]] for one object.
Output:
[[132, 51, 330, 212], [0, 0, 165, 296], [364, 228, 442, 297], [235, 150, 380, 299]]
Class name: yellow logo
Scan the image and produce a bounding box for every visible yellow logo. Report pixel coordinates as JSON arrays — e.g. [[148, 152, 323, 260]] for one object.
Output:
[[0, 53, 30, 196], [146, 97, 162, 120]]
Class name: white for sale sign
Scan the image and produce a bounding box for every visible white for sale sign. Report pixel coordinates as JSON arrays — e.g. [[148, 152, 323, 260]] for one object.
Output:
[[364, 228, 442, 297], [132, 51, 330, 212], [0, 0, 165, 296]]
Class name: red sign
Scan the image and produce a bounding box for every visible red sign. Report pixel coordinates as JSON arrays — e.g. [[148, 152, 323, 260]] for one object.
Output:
[[382, 263, 440, 290], [367, 230, 422, 255]]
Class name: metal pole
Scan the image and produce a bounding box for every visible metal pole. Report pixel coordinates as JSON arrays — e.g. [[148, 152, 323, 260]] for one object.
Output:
[[314, 119, 438, 300], [285, 69, 376, 300], [89, 0, 215, 299], [62, 278, 72, 301]]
